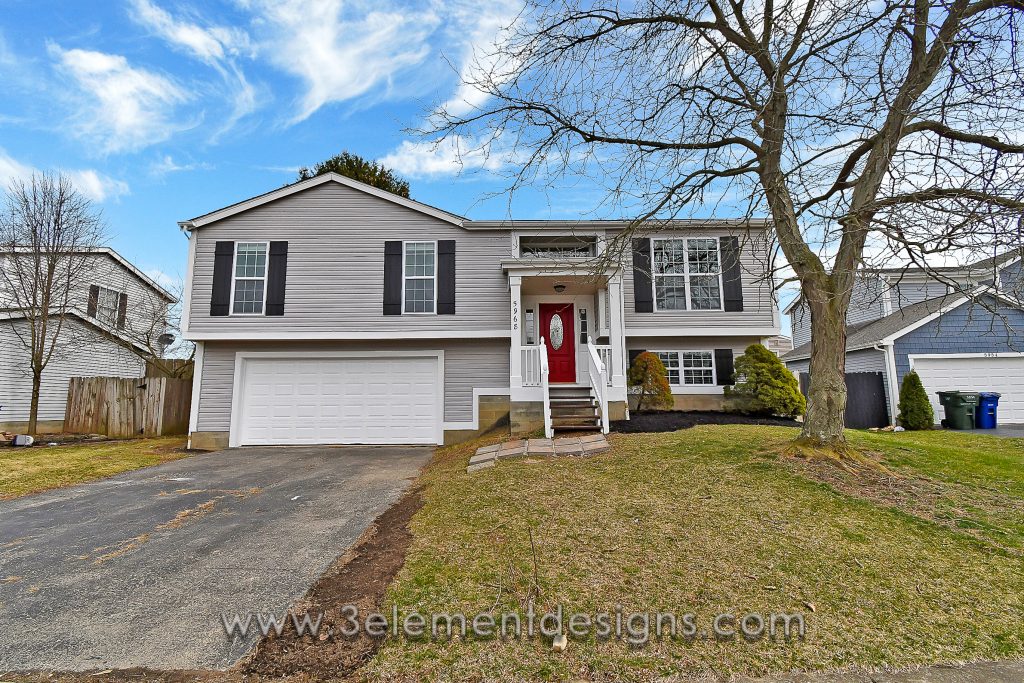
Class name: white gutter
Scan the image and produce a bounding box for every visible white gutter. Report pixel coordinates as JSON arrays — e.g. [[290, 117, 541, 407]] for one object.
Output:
[[875, 343, 900, 426]]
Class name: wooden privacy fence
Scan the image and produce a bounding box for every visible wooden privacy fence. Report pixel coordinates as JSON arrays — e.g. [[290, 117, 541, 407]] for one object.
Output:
[[65, 376, 192, 438]]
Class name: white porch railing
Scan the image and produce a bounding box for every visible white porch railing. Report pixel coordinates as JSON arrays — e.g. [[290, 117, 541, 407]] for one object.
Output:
[[539, 337, 552, 438], [587, 336, 610, 434], [594, 345, 613, 387], [522, 345, 542, 387]]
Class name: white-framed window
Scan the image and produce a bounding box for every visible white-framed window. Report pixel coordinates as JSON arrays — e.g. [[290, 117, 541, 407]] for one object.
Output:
[[654, 350, 716, 386], [651, 237, 723, 311], [94, 286, 121, 325], [403, 241, 436, 314], [231, 241, 268, 315]]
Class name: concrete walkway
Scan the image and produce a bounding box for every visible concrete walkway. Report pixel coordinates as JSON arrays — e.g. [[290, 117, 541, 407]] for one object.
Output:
[[467, 434, 611, 472], [735, 660, 1024, 682]]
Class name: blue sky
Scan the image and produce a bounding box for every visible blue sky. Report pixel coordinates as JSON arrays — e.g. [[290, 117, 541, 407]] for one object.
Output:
[[0, 0, 794, 329], [0, 0, 598, 287]]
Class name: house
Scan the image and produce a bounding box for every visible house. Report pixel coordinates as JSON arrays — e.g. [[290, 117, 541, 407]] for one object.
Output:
[[0, 248, 177, 433], [765, 335, 793, 357], [179, 173, 781, 449], [782, 250, 1024, 427]]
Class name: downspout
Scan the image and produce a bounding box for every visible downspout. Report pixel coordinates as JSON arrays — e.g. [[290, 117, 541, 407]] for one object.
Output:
[[875, 343, 900, 427]]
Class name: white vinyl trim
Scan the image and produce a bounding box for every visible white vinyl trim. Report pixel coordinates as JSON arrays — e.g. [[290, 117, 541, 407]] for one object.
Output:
[[181, 173, 464, 229], [181, 229, 196, 335], [401, 240, 438, 315], [187, 341, 204, 448], [626, 326, 781, 337], [184, 329, 512, 341], [228, 350, 445, 447], [909, 352, 1024, 362], [442, 387, 512, 431]]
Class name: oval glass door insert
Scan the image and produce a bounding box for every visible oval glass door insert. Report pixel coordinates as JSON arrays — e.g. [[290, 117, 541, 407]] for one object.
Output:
[[550, 313, 564, 350]]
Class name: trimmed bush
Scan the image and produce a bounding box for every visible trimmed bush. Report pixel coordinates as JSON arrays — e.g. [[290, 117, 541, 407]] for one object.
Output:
[[897, 370, 934, 430], [628, 352, 674, 411], [725, 344, 806, 416]]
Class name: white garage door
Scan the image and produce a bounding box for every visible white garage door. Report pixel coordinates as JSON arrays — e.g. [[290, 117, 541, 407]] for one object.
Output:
[[911, 355, 1024, 424], [237, 356, 440, 445]]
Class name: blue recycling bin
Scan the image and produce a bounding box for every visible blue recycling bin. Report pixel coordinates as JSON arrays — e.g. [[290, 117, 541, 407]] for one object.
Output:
[[976, 392, 1001, 429]]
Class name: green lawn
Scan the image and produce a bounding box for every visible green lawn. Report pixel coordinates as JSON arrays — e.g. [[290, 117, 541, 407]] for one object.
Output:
[[364, 426, 1024, 682], [0, 436, 189, 499]]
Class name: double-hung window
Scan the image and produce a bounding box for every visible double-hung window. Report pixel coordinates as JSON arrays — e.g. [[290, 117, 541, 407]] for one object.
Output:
[[655, 350, 715, 386], [95, 286, 121, 325], [232, 242, 267, 314], [651, 238, 723, 310], [403, 242, 436, 314]]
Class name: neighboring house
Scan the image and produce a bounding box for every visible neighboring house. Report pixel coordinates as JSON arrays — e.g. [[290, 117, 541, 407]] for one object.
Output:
[[0, 248, 176, 433], [765, 335, 793, 357], [179, 173, 782, 449], [783, 250, 1024, 427]]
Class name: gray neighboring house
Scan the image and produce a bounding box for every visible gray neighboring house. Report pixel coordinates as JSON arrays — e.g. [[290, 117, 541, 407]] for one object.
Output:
[[180, 173, 782, 449], [0, 248, 177, 433], [783, 250, 1024, 427]]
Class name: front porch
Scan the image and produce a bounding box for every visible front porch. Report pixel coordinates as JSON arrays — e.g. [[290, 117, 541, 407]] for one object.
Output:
[[505, 262, 629, 437]]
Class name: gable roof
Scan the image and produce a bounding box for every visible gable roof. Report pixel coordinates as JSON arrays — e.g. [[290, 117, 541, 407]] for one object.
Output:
[[0, 308, 155, 355], [781, 248, 1024, 315], [179, 172, 466, 230], [782, 286, 1024, 361], [2, 246, 176, 302]]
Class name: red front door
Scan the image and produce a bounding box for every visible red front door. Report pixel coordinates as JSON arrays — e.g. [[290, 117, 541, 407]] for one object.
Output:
[[540, 303, 576, 383]]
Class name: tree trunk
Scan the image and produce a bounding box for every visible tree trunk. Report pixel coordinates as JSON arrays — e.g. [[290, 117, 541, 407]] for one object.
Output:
[[28, 368, 42, 435], [800, 298, 849, 446]]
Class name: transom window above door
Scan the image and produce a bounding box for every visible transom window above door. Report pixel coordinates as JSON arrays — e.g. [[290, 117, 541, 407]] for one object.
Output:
[[404, 241, 436, 313], [652, 238, 723, 310], [232, 242, 268, 314]]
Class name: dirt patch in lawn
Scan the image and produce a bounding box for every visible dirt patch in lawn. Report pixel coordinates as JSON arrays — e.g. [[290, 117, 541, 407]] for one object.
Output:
[[612, 409, 799, 433], [777, 451, 1024, 555], [243, 484, 425, 679]]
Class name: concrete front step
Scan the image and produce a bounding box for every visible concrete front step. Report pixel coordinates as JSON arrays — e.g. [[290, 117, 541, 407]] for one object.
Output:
[[467, 434, 612, 472]]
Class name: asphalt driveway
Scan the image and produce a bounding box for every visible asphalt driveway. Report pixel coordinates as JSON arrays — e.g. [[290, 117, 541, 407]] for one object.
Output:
[[0, 445, 432, 672]]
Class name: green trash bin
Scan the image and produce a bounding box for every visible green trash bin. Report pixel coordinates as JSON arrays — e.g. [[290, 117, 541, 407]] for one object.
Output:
[[936, 390, 980, 430]]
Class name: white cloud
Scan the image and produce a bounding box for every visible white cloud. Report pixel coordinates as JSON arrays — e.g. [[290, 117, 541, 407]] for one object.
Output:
[[438, 1, 521, 117], [64, 169, 130, 202], [49, 43, 191, 153], [243, 0, 440, 122], [380, 135, 516, 178], [144, 267, 181, 291], [128, 0, 256, 133], [0, 148, 129, 203], [152, 154, 213, 176]]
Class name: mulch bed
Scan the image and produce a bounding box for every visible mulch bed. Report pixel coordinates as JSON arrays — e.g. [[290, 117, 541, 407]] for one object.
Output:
[[612, 410, 799, 433]]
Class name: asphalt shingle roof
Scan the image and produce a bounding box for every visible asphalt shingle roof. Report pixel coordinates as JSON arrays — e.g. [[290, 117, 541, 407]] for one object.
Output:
[[782, 294, 959, 361]]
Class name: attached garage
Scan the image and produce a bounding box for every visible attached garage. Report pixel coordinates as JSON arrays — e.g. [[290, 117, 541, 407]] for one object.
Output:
[[910, 354, 1024, 425], [230, 353, 443, 446]]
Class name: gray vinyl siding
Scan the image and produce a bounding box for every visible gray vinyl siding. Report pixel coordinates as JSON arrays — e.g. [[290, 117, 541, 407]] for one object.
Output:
[[622, 229, 776, 331], [893, 296, 1024, 383], [0, 317, 145, 422], [790, 275, 889, 347], [786, 348, 890, 417], [196, 339, 510, 431], [187, 182, 513, 335], [892, 280, 950, 307]]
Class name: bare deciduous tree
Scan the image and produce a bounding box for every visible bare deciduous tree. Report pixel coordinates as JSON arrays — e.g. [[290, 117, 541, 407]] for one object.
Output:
[[0, 173, 106, 434], [429, 0, 1024, 452]]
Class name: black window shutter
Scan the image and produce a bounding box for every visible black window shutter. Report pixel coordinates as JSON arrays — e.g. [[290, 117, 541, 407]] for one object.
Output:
[[265, 241, 288, 316], [116, 292, 128, 328], [628, 349, 646, 371], [87, 285, 99, 318], [211, 241, 234, 316], [437, 240, 456, 315], [383, 241, 403, 315], [715, 348, 735, 385], [720, 236, 744, 312], [632, 238, 653, 313]]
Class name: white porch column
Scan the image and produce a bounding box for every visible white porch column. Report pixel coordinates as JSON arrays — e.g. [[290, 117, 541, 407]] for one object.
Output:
[[608, 275, 626, 388], [509, 275, 523, 388]]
